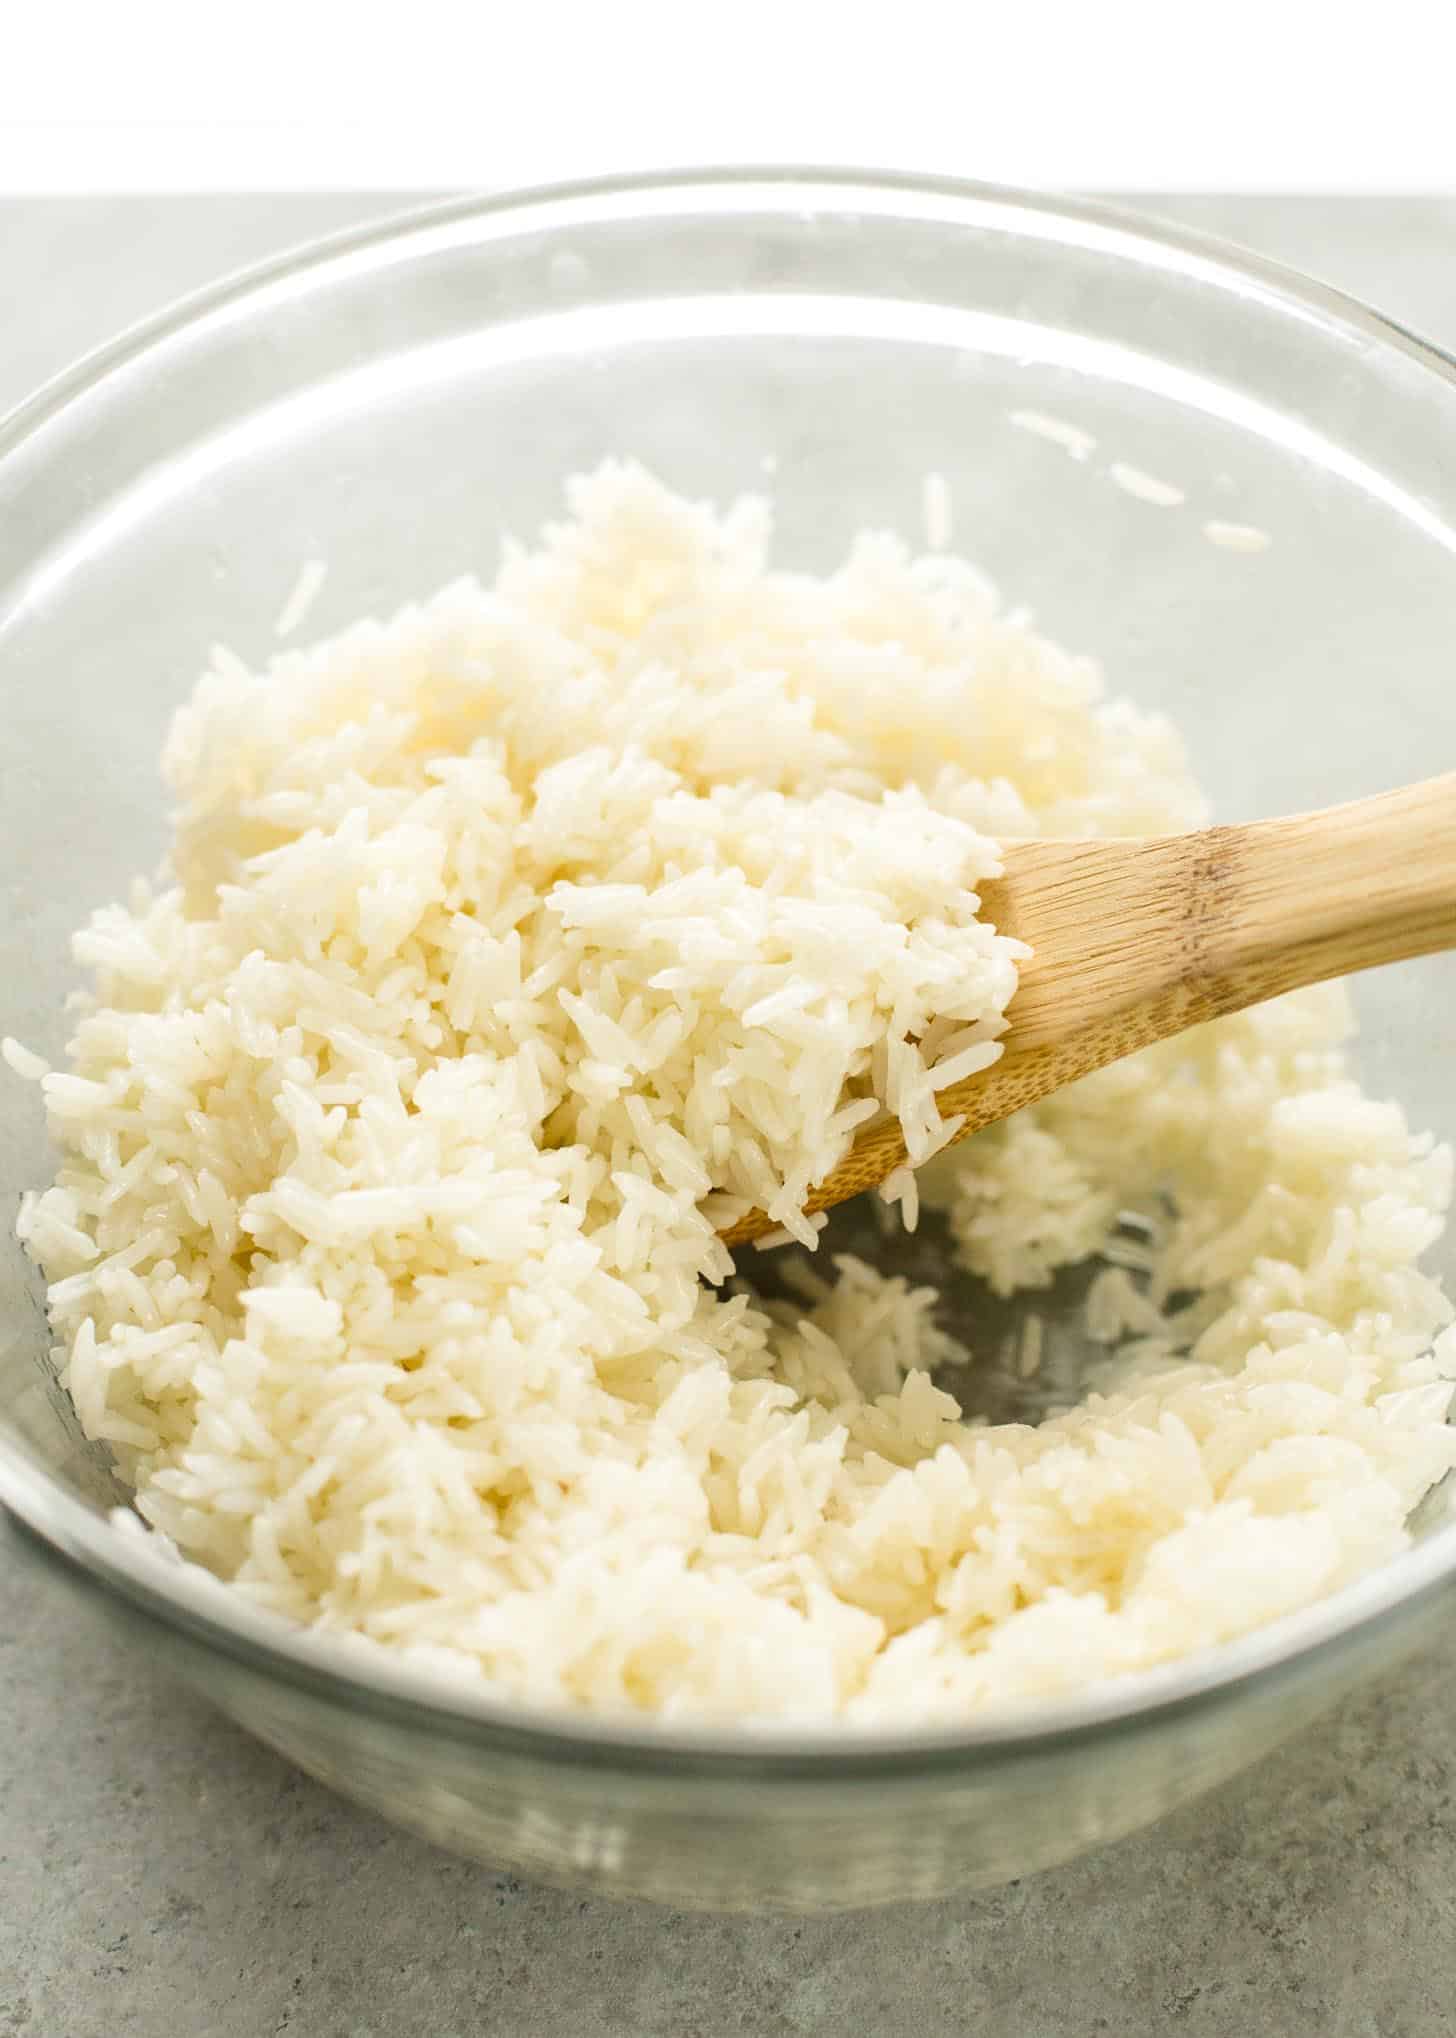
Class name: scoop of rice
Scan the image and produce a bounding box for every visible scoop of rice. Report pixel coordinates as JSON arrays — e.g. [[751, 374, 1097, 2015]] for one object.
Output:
[[10, 463, 1455, 1721]]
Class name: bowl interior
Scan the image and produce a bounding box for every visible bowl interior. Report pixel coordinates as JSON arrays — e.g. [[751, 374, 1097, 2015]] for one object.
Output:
[[4, 175, 1456, 1687]]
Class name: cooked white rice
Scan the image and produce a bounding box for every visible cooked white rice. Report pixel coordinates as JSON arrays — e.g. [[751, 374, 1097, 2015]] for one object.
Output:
[[9, 463, 1454, 1722], [274, 557, 328, 639], [1203, 519, 1273, 554], [1107, 463, 1186, 509]]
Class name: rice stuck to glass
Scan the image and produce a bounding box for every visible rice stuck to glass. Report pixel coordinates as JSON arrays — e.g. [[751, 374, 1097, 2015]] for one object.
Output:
[[10, 464, 1455, 1722]]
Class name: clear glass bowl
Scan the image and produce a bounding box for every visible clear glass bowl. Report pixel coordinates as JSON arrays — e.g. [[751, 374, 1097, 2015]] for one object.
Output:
[[3, 171, 1456, 1913]]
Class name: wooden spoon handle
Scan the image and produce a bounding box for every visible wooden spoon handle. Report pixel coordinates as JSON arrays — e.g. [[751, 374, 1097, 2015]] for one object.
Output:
[[1211, 768, 1456, 1002], [988, 768, 1456, 1059]]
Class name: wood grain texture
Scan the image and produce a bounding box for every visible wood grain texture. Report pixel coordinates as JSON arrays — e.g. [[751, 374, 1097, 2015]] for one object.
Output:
[[722, 772, 1456, 1246]]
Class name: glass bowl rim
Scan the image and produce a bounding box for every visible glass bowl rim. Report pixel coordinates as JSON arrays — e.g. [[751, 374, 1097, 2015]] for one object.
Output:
[[4, 164, 1456, 1777]]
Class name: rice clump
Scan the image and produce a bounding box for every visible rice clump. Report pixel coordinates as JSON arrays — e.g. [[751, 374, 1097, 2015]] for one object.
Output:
[[9, 463, 1455, 1722]]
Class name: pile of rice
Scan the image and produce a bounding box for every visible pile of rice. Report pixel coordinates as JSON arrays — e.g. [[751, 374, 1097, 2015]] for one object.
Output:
[[9, 463, 1455, 1722]]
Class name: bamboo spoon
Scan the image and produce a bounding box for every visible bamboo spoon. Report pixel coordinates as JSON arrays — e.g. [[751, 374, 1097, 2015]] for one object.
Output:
[[721, 772, 1456, 1248]]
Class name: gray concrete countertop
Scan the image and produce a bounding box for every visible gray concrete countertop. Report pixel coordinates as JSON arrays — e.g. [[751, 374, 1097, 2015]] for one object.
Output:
[[4, 194, 1456, 2038]]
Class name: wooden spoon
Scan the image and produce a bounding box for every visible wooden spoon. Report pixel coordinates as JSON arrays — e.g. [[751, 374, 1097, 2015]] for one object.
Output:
[[721, 772, 1456, 1248]]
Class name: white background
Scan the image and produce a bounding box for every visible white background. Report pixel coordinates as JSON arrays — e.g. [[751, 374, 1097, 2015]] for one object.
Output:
[[4, 0, 1456, 193]]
